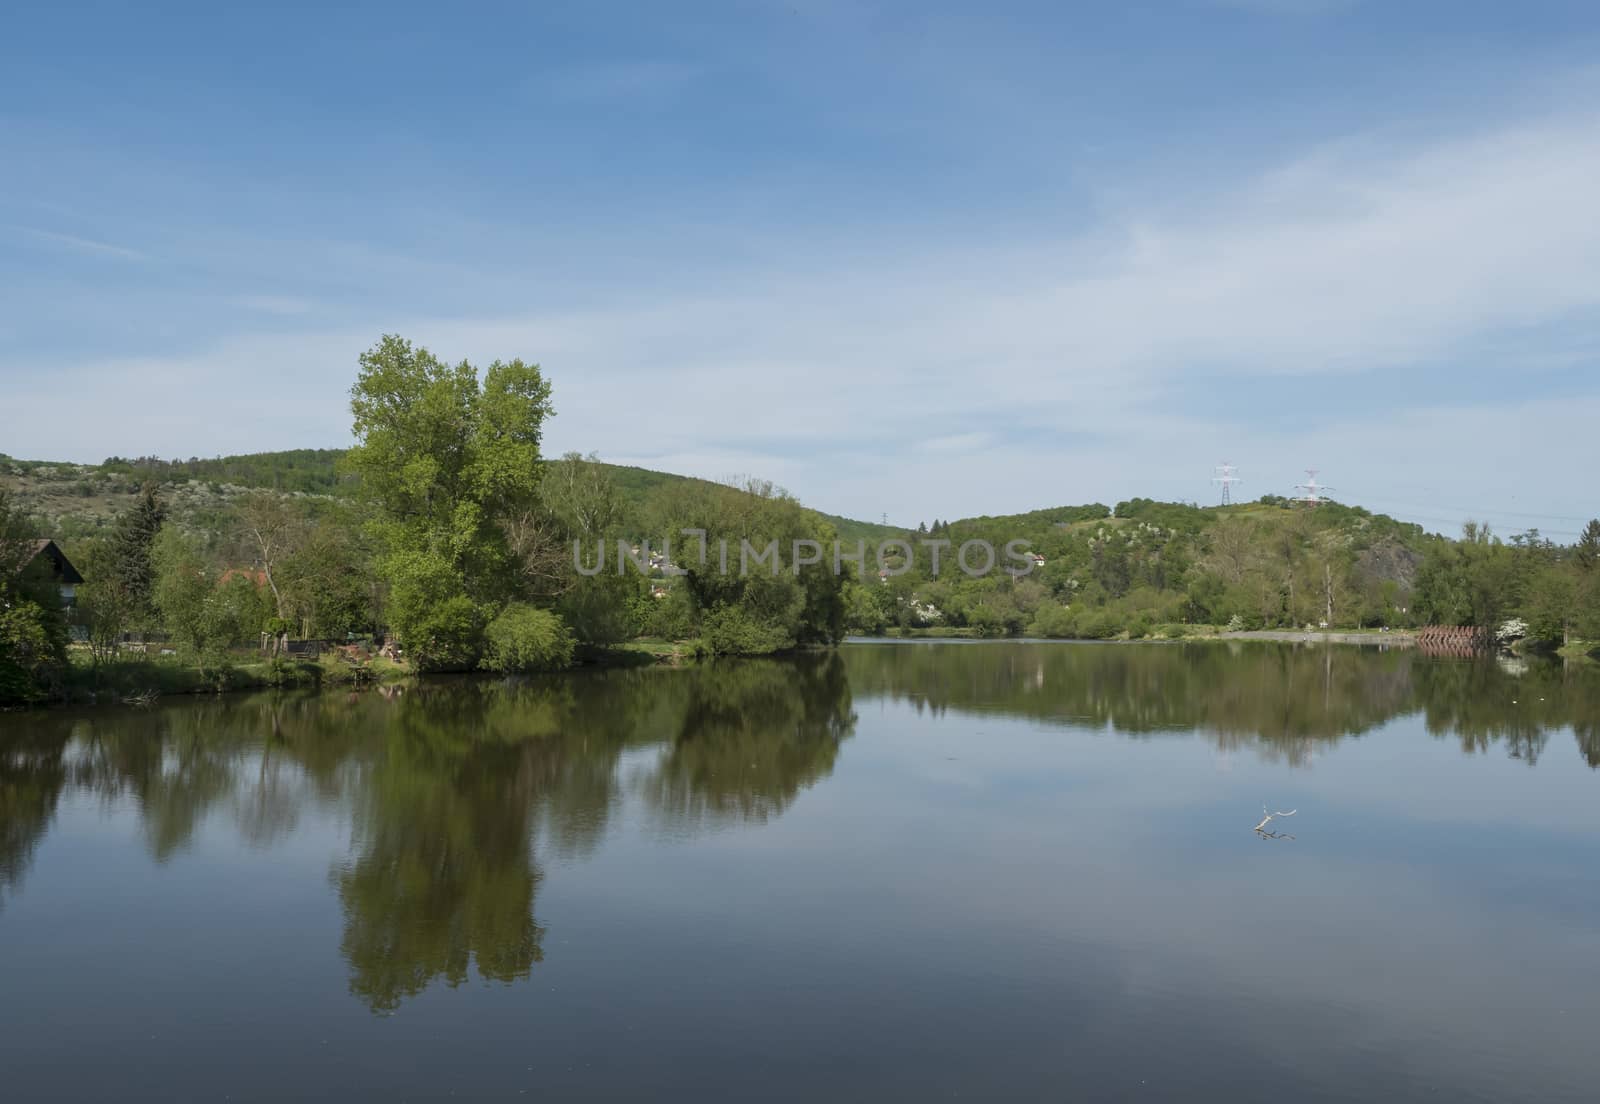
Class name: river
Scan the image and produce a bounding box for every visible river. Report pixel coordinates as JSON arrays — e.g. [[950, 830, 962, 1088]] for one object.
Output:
[[2, 641, 1598, 1102]]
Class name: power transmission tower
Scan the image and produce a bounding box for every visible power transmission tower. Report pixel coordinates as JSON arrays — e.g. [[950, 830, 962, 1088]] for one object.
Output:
[[1213, 463, 1241, 506], [1294, 469, 1334, 507]]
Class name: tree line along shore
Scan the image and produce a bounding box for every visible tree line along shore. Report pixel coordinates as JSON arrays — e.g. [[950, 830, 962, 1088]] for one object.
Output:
[[5, 334, 1598, 707]]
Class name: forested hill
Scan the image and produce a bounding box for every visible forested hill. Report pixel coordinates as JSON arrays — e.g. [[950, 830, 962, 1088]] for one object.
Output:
[[4, 446, 1595, 649], [0, 449, 898, 545], [866, 493, 1440, 635], [6, 446, 1442, 627]]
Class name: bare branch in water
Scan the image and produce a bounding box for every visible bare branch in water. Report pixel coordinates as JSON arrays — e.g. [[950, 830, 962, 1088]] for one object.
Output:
[[1253, 805, 1298, 833]]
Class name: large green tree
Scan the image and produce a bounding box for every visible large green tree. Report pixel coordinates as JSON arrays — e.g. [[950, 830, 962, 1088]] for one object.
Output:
[[1413, 522, 1517, 629], [347, 334, 557, 670]]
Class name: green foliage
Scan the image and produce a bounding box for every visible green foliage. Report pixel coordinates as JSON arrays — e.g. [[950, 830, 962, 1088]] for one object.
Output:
[[1412, 523, 1512, 628], [1028, 602, 1076, 638], [348, 335, 554, 665], [74, 541, 137, 667], [699, 602, 798, 656], [109, 482, 166, 626], [19, 417, 1599, 653], [0, 492, 69, 702], [100, 449, 354, 494], [653, 477, 846, 655], [639, 584, 697, 640], [348, 334, 552, 578], [383, 550, 487, 671], [842, 579, 887, 636], [1523, 567, 1576, 645], [555, 573, 642, 646], [278, 519, 374, 639], [152, 526, 260, 663], [0, 603, 66, 703], [1577, 520, 1600, 574], [480, 605, 576, 673]]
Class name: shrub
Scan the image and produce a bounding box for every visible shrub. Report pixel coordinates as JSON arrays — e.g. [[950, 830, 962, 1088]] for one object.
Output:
[[966, 603, 1007, 637], [480, 604, 576, 673], [700, 604, 794, 656], [556, 574, 641, 646], [1029, 603, 1076, 638], [384, 551, 488, 670], [1076, 611, 1116, 640], [0, 601, 68, 703], [404, 595, 489, 671], [642, 585, 698, 640]]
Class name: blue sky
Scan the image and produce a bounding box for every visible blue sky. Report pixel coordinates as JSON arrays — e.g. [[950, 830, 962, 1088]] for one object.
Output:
[[3, 0, 1599, 536]]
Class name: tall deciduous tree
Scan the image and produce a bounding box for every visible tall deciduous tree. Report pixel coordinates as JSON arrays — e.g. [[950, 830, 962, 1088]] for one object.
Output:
[[75, 542, 138, 668], [236, 493, 303, 622], [347, 335, 556, 669]]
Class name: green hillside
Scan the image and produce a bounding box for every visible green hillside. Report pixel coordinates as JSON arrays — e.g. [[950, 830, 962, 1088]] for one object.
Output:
[[6, 446, 1593, 650], [0, 449, 896, 548], [855, 492, 1443, 637]]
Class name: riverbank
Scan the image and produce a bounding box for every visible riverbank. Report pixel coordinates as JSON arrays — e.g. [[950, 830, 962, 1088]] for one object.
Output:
[[1214, 629, 1414, 646], [50, 651, 412, 706], [9, 641, 702, 711], [881, 624, 1412, 645]]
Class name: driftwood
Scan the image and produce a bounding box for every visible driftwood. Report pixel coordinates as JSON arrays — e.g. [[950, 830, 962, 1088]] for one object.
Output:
[[1253, 804, 1297, 839]]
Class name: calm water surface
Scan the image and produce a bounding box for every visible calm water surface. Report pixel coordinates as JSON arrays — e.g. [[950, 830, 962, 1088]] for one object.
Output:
[[3, 642, 1600, 1102]]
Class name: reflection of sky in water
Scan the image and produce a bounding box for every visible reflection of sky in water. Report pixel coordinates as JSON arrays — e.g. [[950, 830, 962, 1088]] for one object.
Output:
[[2, 645, 1598, 1103]]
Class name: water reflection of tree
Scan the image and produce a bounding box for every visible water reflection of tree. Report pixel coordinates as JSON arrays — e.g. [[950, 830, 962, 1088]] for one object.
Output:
[[4, 643, 1594, 1012], [0, 727, 71, 913], [333, 659, 855, 1011], [639, 653, 857, 828], [334, 687, 553, 1013], [842, 642, 1600, 768]]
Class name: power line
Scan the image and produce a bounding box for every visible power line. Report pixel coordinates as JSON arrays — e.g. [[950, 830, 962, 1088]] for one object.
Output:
[[1294, 468, 1334, 507], [1212, 462, 1241, 506]]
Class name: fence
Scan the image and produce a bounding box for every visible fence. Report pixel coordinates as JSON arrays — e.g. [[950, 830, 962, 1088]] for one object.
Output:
[[1414, 625, 1490, 656]]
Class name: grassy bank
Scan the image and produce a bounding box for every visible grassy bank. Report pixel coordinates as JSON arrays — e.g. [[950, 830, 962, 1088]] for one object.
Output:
[[57, 650, 409, 705]]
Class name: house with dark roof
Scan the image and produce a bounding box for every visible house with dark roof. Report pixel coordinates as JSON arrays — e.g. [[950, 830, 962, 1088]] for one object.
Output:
[[19, 539, 85, 612]]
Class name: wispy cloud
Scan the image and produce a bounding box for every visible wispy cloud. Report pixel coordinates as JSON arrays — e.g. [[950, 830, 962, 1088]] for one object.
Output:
[[12, 225, 144, 260]]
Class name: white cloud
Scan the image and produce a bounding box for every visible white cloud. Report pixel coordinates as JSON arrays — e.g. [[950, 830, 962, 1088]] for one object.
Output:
[[6, 99, 1600, 532]]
